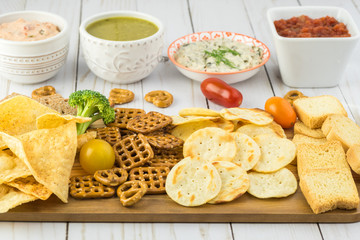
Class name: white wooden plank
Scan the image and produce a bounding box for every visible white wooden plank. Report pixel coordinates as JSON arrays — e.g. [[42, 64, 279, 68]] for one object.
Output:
[[188, 0, 274, 111], [0, 0, 25, 99], [0, 2, 67, 240], [68, 222, 233, 240], [232, 223, 322, 240], [6, 0, 81, 98], [0, 222, 66, 240], [319, 222, 360, 240]]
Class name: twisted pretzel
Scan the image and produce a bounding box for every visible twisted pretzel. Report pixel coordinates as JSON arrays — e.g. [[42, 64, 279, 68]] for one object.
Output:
[[117, 180, 147, 207]]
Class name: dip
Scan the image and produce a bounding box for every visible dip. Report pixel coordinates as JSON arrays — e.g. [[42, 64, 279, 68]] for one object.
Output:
[[86, 16, 159, 41], [0, 18, 60, 41], [174, 38, 264, 73], [274, 15, 351, 38]]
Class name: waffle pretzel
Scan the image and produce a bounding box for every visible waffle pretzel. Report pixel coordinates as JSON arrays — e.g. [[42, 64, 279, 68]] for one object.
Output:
[[31, 86, 56, 100], [119, 129, 137, 139], [145, 132, 184, 149], [117, 180, 147, 207], [145, 90, 173, 108], [69, 175, 115, 199], [94, 168, 128, 187], [109, 88, 135, 107], [129, 166, 170, 194], [107, 108, 145, 129], [113, 134, 154, 171], [88, 127, 121, 146], [148, 147, 183, 168], [284, 90, 307, 106], [126, 111, 172, 134]]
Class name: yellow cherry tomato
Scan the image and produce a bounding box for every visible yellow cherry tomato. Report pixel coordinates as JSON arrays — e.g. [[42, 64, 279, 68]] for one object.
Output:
[[79, 139, 115, 174]]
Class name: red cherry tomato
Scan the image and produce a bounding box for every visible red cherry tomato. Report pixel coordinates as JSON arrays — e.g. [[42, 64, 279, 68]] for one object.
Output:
[[265, 96, 297, 129], [200, 78, 243, 108]]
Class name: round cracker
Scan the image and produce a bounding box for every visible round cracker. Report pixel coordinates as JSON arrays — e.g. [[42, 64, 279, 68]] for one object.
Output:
[[252, 134, 296, 173], [165, 157, 221, 206], [170, 121, 217, 141], [247, 168, 297, 198], [208, 161, 249, 204], [236, 122, 286, 139], [220, 108, 273, 125], [231, 132, 261, 171], [179, 108, 220, 117], [183, 127, 236, 162]]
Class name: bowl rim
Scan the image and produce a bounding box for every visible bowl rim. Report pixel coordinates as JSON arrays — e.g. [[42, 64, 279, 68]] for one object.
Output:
[[167, 31, 270, 76], [79, 10, 164, 44], [0, 10, 69, 46], [267, 6, 360, 41]]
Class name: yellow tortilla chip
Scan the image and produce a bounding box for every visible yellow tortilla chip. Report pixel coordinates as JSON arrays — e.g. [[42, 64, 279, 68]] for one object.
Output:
[[36, 113, 91, 129], [0, 95, 57, 136], [77, 131, 97, 152], [6, 176, 52, 200], [0, 184, 37, 213], [0, 122, 77, 203], [0, 149, 31, 184]]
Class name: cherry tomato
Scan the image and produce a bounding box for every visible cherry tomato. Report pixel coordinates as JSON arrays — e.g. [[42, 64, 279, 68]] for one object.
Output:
[[200, 78, 243, 108], [265, 96, 297, 129], [79, 139, 115, 174]]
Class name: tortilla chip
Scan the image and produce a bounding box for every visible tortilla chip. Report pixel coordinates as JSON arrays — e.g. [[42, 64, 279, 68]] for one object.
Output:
[[0, 184, 37, 213], [77, 131, 97, 152], [0, 95, 57, 136], [0, 149, 31, 184], [36, 113, 91, 129], [6, 176, 52, 200], [0, 122, 77, 203]]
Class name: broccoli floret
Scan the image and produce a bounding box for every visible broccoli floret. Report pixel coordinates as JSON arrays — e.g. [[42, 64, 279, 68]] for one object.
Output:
[[68, 90, 115, 135]]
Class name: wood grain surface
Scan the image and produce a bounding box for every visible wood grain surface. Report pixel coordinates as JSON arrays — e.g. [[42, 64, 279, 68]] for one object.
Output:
[[1, 0, 360, 239]]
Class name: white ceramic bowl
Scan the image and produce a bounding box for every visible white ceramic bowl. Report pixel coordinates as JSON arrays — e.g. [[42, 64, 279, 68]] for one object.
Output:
[[79, 11, 164, 84], [0, 11, 70, 84], [267, 6, 360, 88], [167, 31, 270, 84]]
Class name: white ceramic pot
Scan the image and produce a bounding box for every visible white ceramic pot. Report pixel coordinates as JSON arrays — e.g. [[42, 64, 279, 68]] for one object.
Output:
[[267, 6, 360, 88], [0, 11, 70, 84], [79, 11, 164, 84]]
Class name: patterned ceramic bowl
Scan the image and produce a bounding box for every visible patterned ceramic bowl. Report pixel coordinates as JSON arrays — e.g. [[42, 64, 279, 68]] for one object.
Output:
[[79, 11, 164, 84], [168, 31, 270, 84], [0, 11, 70, 84]]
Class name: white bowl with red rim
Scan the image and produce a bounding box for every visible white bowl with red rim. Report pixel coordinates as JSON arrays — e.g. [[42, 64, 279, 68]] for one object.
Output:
[[167, 31, 270, 84]]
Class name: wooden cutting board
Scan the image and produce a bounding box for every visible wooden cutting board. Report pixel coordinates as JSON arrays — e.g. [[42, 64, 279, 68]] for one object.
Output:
[[1, 162, 360, 223]]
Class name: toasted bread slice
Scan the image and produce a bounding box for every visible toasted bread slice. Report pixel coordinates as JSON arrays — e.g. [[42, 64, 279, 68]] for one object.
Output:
[[297, 141, 349, 177], [321, 114, 360, 151], [300, 169, 359, 214], [294, 120, 325, 139], [346, 144, 360, 175], [292, 134, 327, 147], [293, 95, 347, 129]]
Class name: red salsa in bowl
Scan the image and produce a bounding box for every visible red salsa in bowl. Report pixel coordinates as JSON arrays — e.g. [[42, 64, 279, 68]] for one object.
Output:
[[274, 15, 351, 38]]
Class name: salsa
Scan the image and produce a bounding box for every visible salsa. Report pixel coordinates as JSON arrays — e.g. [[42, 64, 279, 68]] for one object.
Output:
[[86, 16, 158, 41], [0, 18, 60, 41], [274, 15, 351, 38]]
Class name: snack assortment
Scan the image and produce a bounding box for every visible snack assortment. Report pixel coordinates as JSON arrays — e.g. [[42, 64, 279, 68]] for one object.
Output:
[[1, 86, 360, 216]]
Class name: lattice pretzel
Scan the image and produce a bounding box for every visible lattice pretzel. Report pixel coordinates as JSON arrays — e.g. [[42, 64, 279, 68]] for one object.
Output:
[[94, 168, 128, 187], [107, 108, 145, 129], [69, 175, 115, 199], [148, 147, 183, 168], [145, 132, 184, 149], [88, 127, 121, 146], [129, 166, 170, 194], [126, 111, 172, 134], [117, 180, 148, 207], [113, 134, 154, 171]]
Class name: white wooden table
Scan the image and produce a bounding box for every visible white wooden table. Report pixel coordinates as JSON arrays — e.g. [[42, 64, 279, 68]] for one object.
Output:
[[1, 0, 360, 239]]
